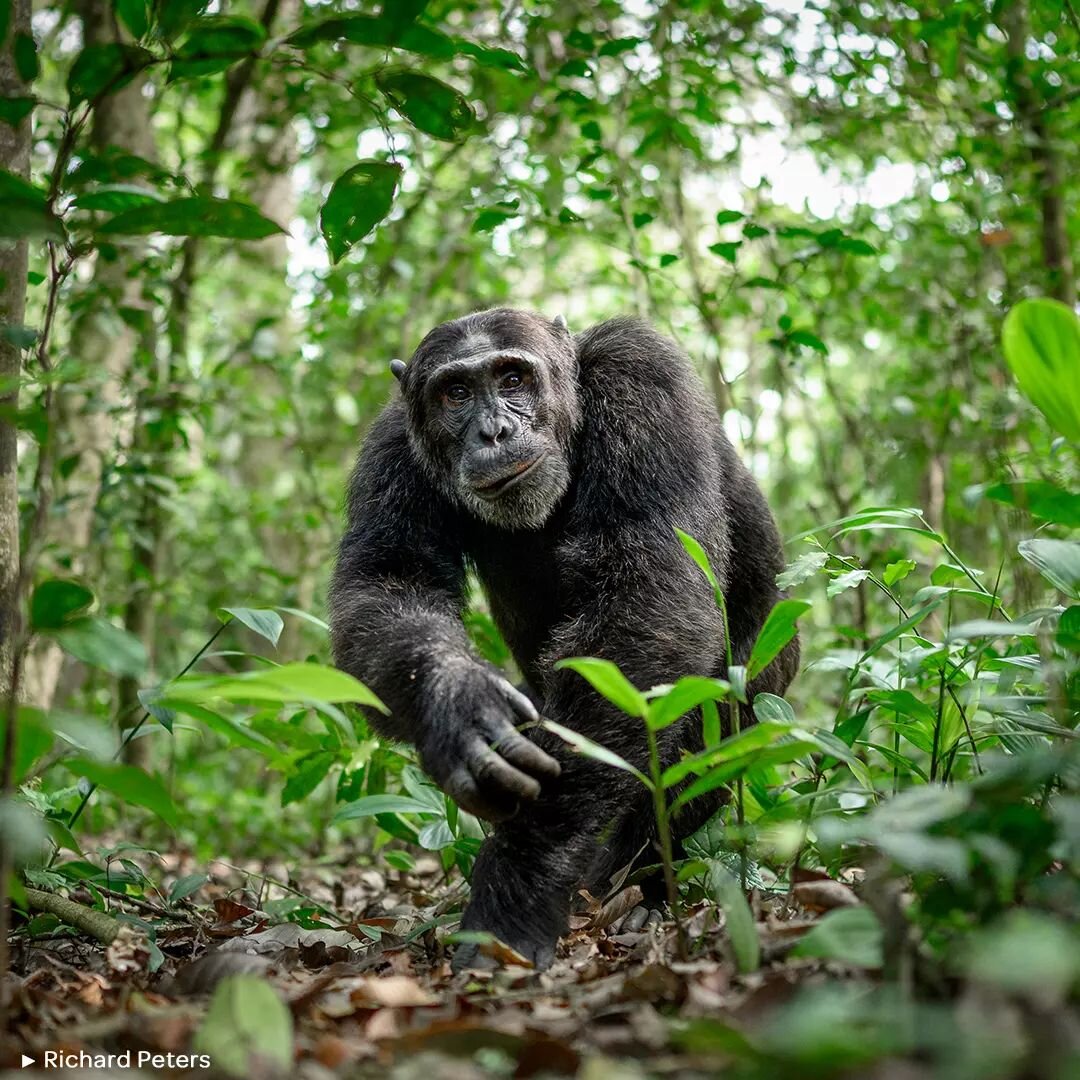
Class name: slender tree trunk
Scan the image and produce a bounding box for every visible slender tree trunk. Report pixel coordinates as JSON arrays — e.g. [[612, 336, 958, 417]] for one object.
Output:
[[0, 0, 33, 1020], [1004, 0, 1076, 306], [21, 0, 157, 708]]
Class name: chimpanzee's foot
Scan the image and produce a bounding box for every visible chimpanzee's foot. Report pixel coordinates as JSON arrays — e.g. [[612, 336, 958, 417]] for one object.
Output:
[[611, 903, 665, 933], [451, 928, 557, 972]]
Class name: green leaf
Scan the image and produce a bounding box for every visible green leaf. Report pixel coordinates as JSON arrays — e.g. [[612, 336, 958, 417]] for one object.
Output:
[[375, 69, 474, 142], [72, 184, 163, 213], [1002, 298, 1080, 441], [708, 240, 740, 263], [193, 976, 294, 1075], [675, 528, 725, 608], [115, 0, 151, 39], [541, 718, 650, 786], [282, 751, 336, 806], [169, 873, 208, 905], [170, 15, 267, 79], [99, 197, 284, 239], [827, 569, 868, 597], [646, 676, 731, 731], [418, 818, 454, 850], [319, 161, 402, 264], [64, 759, 177, 826], [705, 861, 759, 972], [0, 707, 53, 782], [68, 43, 152, 104], [776, 550, 828, 590], [30, 579, 94, 630], [792, 907, 882, 968], [0, 169, 63, 240], [1017, 538, 1080, 599], [381, 0, 428, 40], [981, 481, 1080, 527], [219, 607, 283, 647], [334, 794, 436, 821], [0, 96, 34, 127], [789, 329, 828, 353], [53, 617, 147, 677], [837, 237, 877, 256], [715, 210, 744, 225], [167, 663, 387, 711], [882, 559, 917, 587], [555, 657, 648, 717], [747, 599, 810, 680], [13, 31, 37, 82], [752, 693, 795, 725]]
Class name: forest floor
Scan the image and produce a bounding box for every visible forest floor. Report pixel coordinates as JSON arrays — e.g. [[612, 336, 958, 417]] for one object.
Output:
[[0, 851, 1060, 1079]]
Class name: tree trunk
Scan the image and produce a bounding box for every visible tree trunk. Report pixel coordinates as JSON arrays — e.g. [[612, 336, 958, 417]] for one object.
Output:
[[0, 0, 31, 699], [21, 0, 157, 708], [1004, 0, 1076, 306]]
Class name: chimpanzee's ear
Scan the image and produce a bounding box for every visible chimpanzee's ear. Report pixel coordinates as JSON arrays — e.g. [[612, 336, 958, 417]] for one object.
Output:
[[390, 359, 407, 381], [553, 314, 568, 332]]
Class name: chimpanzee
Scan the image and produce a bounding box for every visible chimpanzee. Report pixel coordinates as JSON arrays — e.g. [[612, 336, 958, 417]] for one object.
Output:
[[329, 309, 798, 969]]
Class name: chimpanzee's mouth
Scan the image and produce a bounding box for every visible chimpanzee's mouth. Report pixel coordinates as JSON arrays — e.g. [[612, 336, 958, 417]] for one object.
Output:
[[473, 453, 547, 499]]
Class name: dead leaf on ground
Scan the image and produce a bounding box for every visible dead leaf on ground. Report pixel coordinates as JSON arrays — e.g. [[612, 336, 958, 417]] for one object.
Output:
[[792, 879, 861, 912]]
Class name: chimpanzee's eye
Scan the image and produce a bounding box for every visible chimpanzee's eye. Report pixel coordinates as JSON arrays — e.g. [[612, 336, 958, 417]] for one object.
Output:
[[501, 370, 523, 390], [446, 384, 471, 404]]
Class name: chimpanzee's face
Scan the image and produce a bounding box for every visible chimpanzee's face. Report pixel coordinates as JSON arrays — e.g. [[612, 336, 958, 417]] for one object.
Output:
[[398, 310, 579, 529]]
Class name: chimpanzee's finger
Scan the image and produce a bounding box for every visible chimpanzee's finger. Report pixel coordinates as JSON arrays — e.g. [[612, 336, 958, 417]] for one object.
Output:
[[489, 722, 561, 780], [468, 739, 542, 802], [492, 676, 540, 723], [444, 764, 518, 823]]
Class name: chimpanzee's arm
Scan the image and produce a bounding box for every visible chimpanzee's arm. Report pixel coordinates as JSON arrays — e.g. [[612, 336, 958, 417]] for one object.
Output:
[[329, 403, 559, 820]]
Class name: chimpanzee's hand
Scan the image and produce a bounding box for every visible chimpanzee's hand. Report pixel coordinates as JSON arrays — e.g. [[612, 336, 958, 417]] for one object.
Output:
[[417, 665, 561, 822]]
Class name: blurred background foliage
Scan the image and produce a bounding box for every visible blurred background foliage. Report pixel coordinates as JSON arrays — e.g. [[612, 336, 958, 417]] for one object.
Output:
[[1, 0, 1079, 1074]]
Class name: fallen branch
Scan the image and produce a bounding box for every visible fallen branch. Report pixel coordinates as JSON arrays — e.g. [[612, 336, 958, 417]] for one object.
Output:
[[23, 888, 120, 945]]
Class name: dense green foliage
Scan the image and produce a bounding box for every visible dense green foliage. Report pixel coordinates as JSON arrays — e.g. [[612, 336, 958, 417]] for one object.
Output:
[[1, 0, 1078, 1075]]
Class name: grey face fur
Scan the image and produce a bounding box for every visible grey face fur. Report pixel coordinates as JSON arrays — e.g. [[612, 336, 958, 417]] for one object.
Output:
[[397, 309, 580, 530]]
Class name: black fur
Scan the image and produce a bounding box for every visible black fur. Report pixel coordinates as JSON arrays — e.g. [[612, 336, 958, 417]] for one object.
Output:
[[329, 310, 799, 969]]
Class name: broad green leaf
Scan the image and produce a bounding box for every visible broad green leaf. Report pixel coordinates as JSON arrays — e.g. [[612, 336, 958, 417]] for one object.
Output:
[[334, 794, 436, 821], [752, 693, 795, 725], [115, 0, 150, 39], [375, 69, 474, 142], [53, 617, 147, 677], [100, 197, 284, 239], [1017, 538, 1080, 598], [0, 707, 53, 782], [715, 209, 745, 225], [13, 32, 37, 82], [64, 759, 177, 826], [747, 599, 810, 680], [776, 550, 828, 590], [945, 619, 1039, 641], [418, 818, 454, 850], [1002, 298, 1080, 441], [193, 976, 294, 1076], [789, 329, 828, 353], [827, 568, 868, 597], [541, 718, 650, 786], [705, 861, 759, 973], [980, 481, 1080, 527], [152, 698, 284, 762], [30, 579, 94, 630], [662, 721, 799, 788], [170, 15, 267, 79], [219, 607, 284, 647], [155, 0, 208, 40], [381, 0, 428, 40], [319, 161, 402, 264], [709, 240, 740, 263], [882, 559, 917, 587], [167, 663, 387, 711], [0, 169, 63, 240], [792, 907, 882, 968], [556, 657, 648, 717], [0, 96, 34, 127], [287, 14, 452, 58], [671, 737, 821, 808], [68, 43, 152, 103], [72, 184, 163, 213], [646, 676, 731, 731], [282, 751, 336, 806], [169, 873, 209, 905]]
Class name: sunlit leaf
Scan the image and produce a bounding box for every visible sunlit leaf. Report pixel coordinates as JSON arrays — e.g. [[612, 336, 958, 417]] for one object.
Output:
[[375, 69, 474, 142], [53, 617, 146, 677], [1017, 538, 1080, 599], [100, 197, 285, 239], [319, 161, 402, 264], [64, 759, 177, 826], [747, 599, 810, 680], [334, 795, 436, 821], [219, 607, 284, 647], [556, 657, 648, 717]]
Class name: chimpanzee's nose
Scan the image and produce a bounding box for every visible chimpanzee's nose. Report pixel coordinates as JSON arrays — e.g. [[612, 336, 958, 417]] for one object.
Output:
[[478, 414, 513, 445]]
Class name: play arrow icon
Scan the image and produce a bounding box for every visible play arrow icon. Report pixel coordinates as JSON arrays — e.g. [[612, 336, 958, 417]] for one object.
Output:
[[21, 1056, 34, 1068]]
